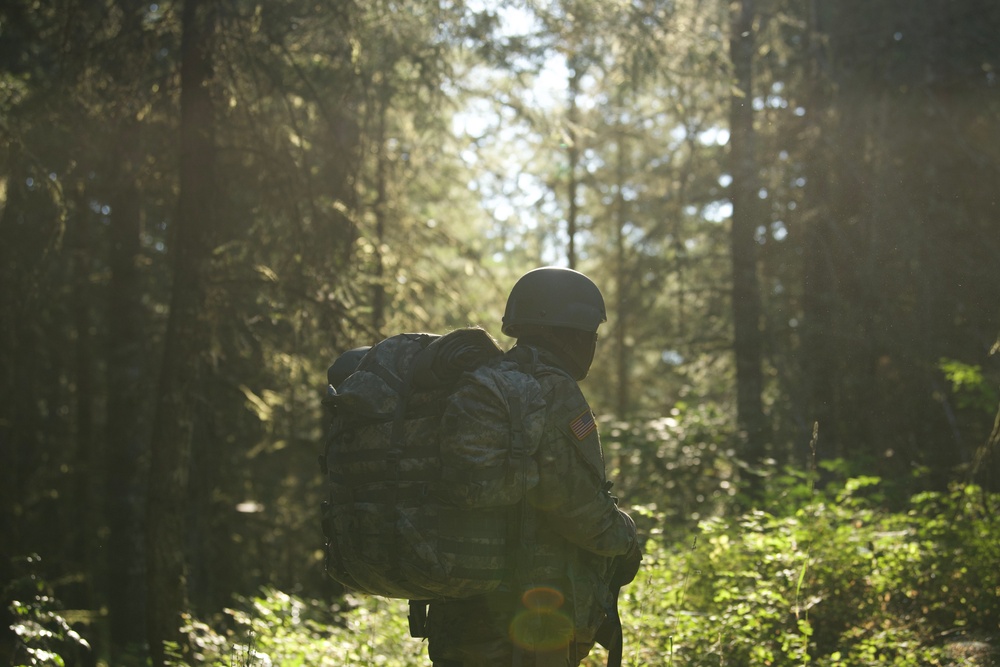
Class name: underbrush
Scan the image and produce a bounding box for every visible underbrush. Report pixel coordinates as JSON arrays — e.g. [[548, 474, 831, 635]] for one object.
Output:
[[173, 478, 999, 666], [179, 592, 422, 667], [616, 478, 1000, 666], [9, 478, 995, 665]]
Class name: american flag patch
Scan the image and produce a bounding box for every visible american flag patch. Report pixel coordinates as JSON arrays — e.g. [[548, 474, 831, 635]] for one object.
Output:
[[569, 410, 597, 440]]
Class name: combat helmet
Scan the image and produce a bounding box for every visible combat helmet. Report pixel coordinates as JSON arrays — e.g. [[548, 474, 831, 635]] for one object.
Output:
[[501, 267, 607, 336]]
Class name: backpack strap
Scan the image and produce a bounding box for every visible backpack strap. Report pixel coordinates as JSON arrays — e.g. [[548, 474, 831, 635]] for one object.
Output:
[[407, 600, 429, 638], [596, 589, 624, 667], [367, 360, 407, 394]]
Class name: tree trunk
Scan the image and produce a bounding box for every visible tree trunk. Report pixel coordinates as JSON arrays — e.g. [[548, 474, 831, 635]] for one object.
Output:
[[106, 118, 149, 658], [613, 111, 631, 419], [565, 59, 582, 270], [71, 179, 100, 620], [800, 0, 838, 464], [145, 0, 217, 663], [728, 0, 769, 490], [372, 83, 390, 334], [105, 1, 153, 656]]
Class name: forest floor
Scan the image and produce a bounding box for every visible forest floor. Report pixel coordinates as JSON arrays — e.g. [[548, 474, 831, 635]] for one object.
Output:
[[944, 636, 999, 666]]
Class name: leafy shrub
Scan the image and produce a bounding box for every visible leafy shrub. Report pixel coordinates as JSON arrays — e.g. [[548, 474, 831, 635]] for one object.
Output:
[[179, 590, 426, 667], [604, 401, 739, 532], [178, 477, 999, 667], [5, 555, 92, 667], [610, 478, 1000, 666], [939, 359, 999, 415]]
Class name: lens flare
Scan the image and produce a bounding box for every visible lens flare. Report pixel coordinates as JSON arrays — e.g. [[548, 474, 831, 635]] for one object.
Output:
[[509, 586, 572, 651], [521, 586, 565, 610]]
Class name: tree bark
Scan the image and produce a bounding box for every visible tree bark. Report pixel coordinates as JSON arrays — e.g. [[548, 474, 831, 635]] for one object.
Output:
[[105, 2, 153, 655], [800, 0, 838, 464], [145, 0, 217, 663], [728, 0, 769, 489], [372, 82, 390, 334], [106, 118, 149, 657], [613, 107, 631, 419], [71, 179, 99, 620], [565, 58, 582, 270]]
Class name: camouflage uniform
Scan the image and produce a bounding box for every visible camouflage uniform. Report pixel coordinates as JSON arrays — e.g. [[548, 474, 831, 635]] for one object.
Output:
[[427, 344, 637, 666]]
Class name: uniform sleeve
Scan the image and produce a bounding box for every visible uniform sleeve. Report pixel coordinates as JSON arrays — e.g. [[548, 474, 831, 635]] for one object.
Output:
[[526, 382, 636, 558]]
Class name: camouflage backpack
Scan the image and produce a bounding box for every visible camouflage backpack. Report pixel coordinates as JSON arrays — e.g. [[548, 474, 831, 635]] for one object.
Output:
[[319, 328, 548, 600]]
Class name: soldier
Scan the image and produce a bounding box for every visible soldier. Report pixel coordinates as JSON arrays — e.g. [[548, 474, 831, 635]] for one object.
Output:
[[426, 266, 642, 667]]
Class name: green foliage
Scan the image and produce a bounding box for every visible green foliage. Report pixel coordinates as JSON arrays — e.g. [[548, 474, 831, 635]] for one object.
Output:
[[616, 479, 1000, 666], [940, 358, 1000, 415], [5, 556, 91, 667], [605, 400, 738, 534], [176, 479, 999, 667], [178, 590, 425, 667]]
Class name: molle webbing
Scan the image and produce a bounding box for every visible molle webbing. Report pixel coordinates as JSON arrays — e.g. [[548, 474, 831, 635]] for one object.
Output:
[[323, 329, 542, 601]]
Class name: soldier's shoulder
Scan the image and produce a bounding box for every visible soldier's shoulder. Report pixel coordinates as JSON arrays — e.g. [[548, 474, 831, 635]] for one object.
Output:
[[499, 345, 590, 408], [530, 366, 592, 423]]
